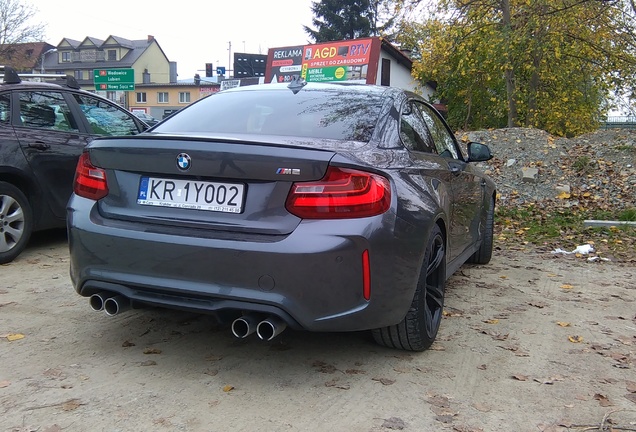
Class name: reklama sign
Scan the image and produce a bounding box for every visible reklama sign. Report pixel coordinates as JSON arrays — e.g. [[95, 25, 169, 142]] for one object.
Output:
[[266, 38, 382, 85]]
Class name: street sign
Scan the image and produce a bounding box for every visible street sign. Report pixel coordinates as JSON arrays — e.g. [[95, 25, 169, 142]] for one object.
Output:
[[96, 83, 135, 91], [93, 68, 135, 91], [216, 66, 226, 75]]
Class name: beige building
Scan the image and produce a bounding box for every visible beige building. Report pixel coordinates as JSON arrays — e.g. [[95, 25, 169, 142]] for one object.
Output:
[[129, 79, 220, 120]]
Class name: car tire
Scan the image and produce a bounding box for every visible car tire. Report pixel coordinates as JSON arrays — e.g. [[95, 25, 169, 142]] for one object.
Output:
[[372, 224, 446, 351], [467, 195, 495, 265], [0, 182, 33, 264]]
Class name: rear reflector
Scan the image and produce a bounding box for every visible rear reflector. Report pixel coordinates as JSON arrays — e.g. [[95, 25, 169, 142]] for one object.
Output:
[[285, 166, 391, 219], [362, 249, 371, 300], [74, 152, 108, 200]]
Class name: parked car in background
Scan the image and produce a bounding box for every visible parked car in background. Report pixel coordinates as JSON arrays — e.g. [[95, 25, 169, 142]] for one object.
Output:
[[0, 66, 149, 264], [67, 80, 496, 351], [132, 111, 159, 126]]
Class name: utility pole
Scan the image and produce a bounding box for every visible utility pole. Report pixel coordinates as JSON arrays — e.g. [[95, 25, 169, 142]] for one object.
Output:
[[228, 41, 232, 78]]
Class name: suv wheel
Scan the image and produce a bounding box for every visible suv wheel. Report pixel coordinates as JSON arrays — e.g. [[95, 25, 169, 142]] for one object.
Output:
[[0, 182, 33, 264]]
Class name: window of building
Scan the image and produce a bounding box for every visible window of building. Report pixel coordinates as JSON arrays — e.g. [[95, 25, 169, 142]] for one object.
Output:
[[158, 92, 169, 103], [179, 92, 191, 104], [107, 50, 117, 61], [136, 92, 147, 103], [74, 70, 82, 80], [62, 52, 71, 62], [106, 91, 117, 102]]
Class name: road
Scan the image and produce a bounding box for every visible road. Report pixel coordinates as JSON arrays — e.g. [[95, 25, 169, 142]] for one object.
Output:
[[1, 230, 635, 432]]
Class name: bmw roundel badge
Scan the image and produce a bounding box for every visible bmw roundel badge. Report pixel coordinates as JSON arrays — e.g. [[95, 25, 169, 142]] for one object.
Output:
[[176, 153, 191, 171]]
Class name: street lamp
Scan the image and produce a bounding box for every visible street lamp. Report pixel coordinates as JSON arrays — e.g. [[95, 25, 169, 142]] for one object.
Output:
[[40, 48, 57, 74]]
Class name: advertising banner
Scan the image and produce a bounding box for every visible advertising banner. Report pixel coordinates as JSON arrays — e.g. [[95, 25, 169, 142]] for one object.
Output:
[[266, 38, 381, 85]]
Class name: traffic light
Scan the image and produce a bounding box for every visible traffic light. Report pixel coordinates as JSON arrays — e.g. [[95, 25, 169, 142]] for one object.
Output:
[[205, 63, 213, 77]]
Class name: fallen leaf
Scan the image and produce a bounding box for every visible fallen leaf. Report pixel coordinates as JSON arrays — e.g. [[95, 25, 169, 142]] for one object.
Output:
[[139, 360, 157, 366], [0, 380, 10, 388], [143, 347, 162, 354], [594, 393, 612, 407], [435, 414, 456, 424], [372, 377, 395, 385], [382, 417, 406, 430], [6, 333, 25, 341], [483, 319, 499, 324], [472, 402, 491, 412], [627, 381, 636, 393], [560, 284, 574, 290], [568, 335, 583, 343], [428, 395, 450, 408], [556, 321, 571, 327], [61, 399, 83, 411], [477, 364, 487, 370], [313, 360, 337, 374], [204, 369, 218, 377], [205, 354, 224, 362], [222, 385, 234, 392], [324, 380, 350, 390], [121, 340, 135, 347], [512, 374, 529, 381], [625, 394, 636, 404]]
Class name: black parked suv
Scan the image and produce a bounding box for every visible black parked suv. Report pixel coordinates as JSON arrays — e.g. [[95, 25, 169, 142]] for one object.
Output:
[[0, 66, 148, 264]]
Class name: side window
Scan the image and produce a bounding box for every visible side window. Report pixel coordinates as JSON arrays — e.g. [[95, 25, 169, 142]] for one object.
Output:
[[400, 101, 435, 153], [416, 104, 459, 159], [0, 93, 10, 124], [73, 94, 140, 136], [18, 91, 80, 132]]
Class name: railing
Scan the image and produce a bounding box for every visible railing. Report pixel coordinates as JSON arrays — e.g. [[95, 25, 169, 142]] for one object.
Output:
[[602, 115, 636, 129]]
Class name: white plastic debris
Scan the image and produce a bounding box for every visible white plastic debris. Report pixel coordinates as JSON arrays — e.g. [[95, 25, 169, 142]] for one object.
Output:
[[551, 244, 595, 255], [587, 256, 611, 262]]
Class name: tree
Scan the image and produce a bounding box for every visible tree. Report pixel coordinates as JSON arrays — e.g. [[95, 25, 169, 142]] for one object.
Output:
[[0, 0, 45, 46], [304, 0, 374, 42], [400, 0, 636, 136]]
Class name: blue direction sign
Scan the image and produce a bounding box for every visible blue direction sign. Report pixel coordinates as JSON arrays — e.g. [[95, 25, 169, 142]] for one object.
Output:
[[216, 66, 226, 75], [94, 68, 135, 91]]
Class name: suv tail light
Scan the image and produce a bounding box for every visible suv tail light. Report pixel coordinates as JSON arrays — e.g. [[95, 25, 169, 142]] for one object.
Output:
[[74, 152, 108, 200], [285, 166, 391, 219]]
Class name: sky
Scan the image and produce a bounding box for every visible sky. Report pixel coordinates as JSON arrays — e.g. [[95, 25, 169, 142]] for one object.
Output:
[[28, 0, 316, 79]]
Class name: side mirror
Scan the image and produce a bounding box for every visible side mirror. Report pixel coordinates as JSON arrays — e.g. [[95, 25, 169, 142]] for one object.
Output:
[[467, 142, 493, 162]]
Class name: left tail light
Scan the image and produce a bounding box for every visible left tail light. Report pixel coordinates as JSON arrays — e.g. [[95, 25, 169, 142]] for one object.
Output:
[[74, 152, 108, 200], [285, 166, 391, 219]]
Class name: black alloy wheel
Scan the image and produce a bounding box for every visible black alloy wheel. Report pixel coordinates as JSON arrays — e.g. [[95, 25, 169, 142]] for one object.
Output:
[[372, 224, 446, 351]]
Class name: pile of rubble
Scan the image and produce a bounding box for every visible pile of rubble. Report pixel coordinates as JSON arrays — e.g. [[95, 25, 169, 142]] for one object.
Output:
[[462, 127, 636, 213]]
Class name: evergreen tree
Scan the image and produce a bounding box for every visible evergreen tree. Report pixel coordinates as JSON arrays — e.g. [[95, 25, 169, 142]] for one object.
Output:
[[304, 0, 374, 42]]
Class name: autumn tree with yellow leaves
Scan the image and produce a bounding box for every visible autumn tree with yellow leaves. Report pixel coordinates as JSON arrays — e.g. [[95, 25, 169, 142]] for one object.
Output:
[[397, 0, 636, 136]]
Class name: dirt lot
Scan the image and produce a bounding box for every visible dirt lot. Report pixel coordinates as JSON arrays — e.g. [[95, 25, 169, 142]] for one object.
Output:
[[1, 229, 635, 432]]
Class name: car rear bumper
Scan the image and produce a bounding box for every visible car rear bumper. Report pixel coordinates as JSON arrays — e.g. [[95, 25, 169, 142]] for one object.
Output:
[[67, 195, 425, 332]]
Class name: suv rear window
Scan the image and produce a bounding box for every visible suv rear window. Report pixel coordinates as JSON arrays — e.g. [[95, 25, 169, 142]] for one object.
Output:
[[153, 88, 385, 142]]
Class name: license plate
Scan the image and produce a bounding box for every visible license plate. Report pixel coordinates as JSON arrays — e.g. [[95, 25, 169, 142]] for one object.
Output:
[[137, 177, 245, 213]]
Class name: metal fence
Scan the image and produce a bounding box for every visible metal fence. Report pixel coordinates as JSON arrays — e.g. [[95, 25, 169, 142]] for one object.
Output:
[[602, 116, 636, 129]]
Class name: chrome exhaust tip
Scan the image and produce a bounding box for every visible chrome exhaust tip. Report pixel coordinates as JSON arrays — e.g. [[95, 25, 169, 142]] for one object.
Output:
[[231, 314, 261, 338], [103, 295, 130, 316], [256, 316, 287, 341], [89, 292, 113, 312]]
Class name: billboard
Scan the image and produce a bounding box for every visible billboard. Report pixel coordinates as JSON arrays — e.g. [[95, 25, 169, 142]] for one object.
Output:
[[265, 38, 382, 85]]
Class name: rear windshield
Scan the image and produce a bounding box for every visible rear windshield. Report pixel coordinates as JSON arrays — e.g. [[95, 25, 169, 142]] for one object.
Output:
[[153, 88, 385, 142]]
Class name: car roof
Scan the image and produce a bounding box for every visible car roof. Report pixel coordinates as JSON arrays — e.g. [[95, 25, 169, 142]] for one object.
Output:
[[1, 65, 82, 91], [221, 80, 403, 98]]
